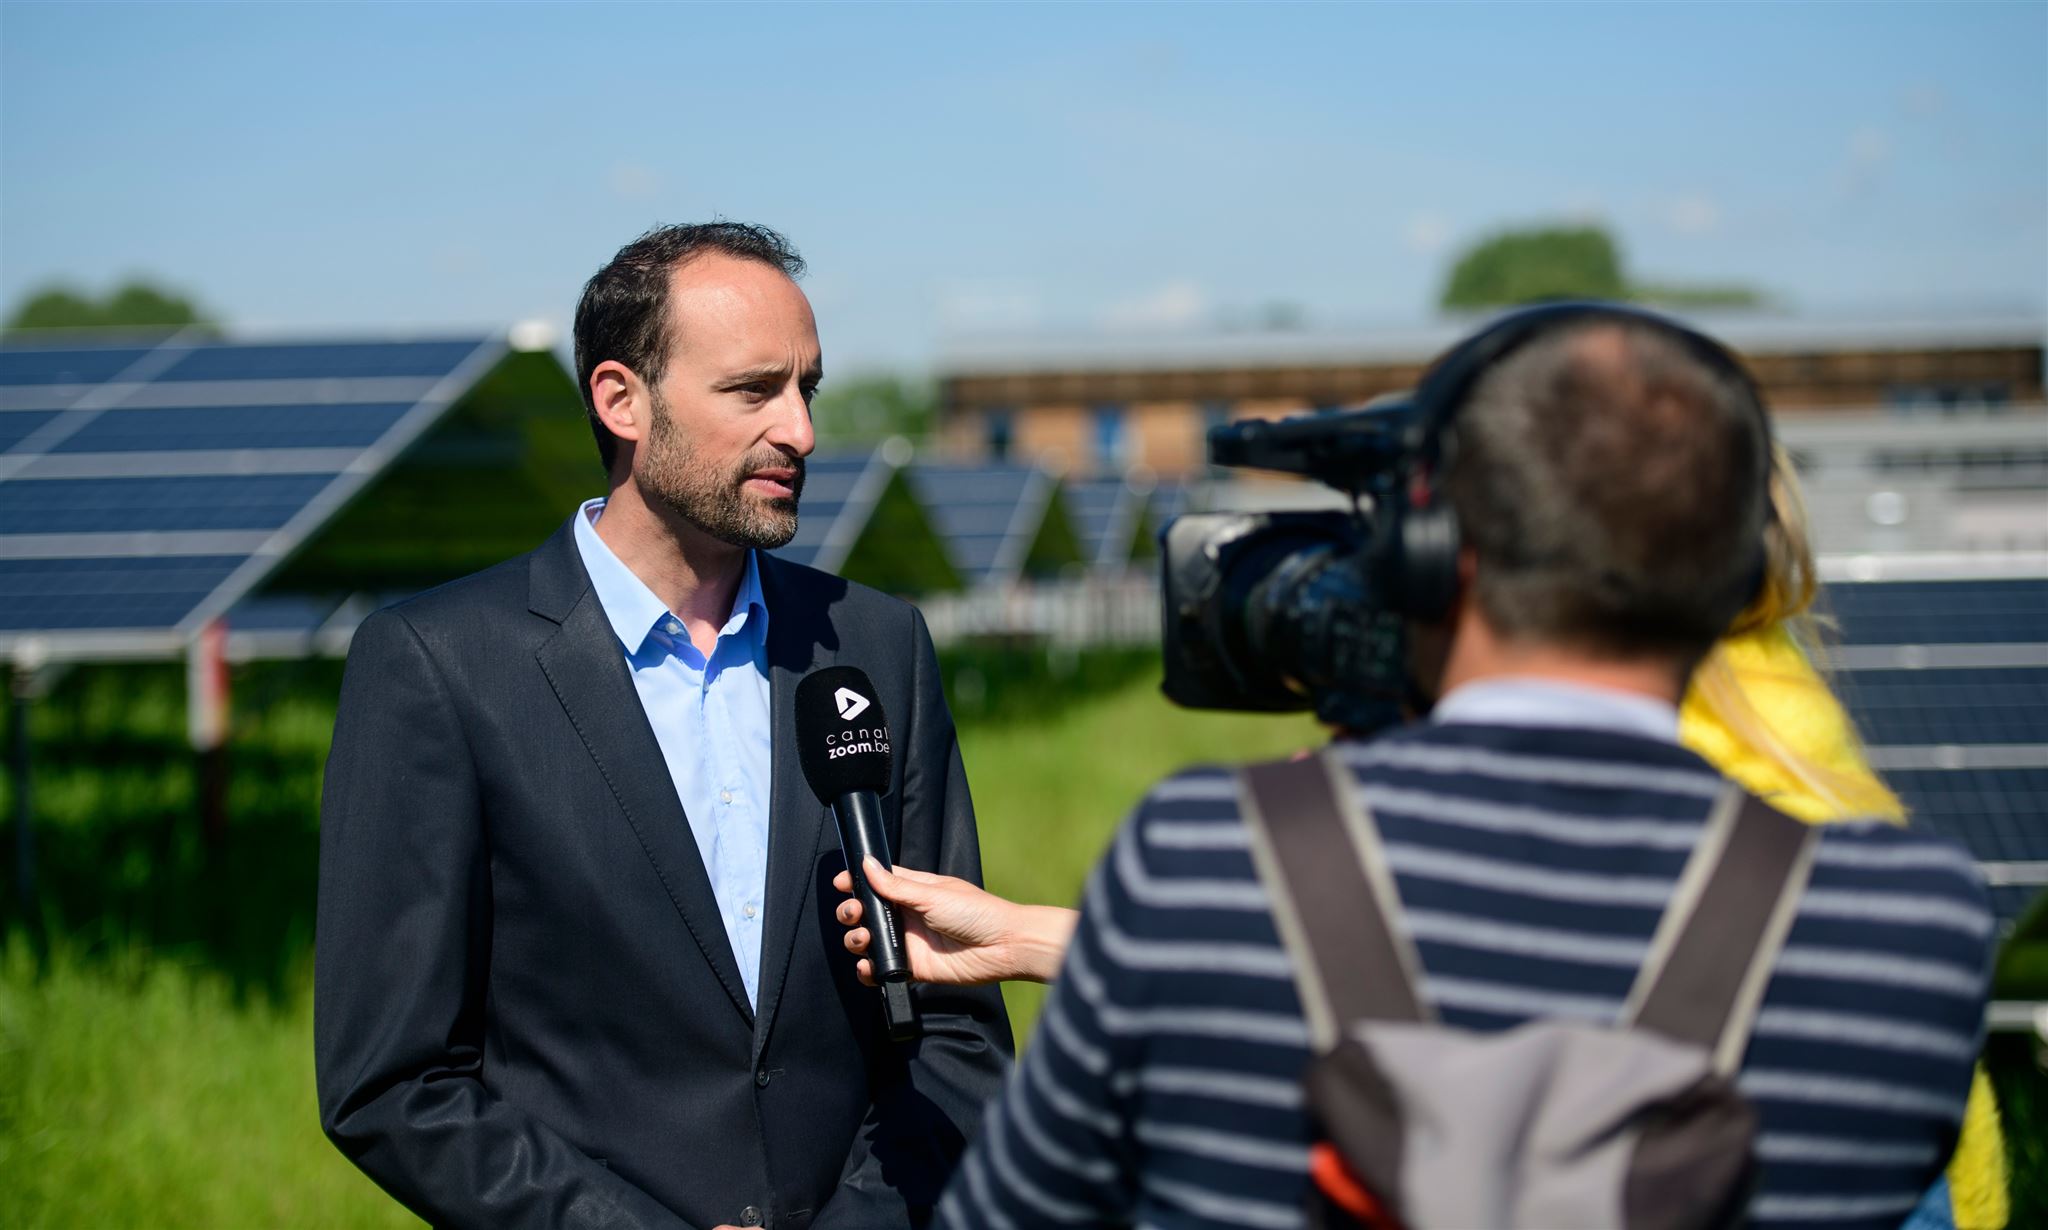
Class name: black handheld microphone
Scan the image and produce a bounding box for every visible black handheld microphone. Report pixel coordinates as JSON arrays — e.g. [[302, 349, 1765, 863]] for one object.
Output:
[[794, 665, 919, 1041]]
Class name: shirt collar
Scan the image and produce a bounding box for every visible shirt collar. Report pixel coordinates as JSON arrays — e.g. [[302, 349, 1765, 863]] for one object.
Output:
[[1431, 676, 1681, 745], [572, 497, 769, 655]]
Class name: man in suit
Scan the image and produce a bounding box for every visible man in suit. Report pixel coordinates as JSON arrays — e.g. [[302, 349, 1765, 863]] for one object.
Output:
[[315, 222, 1013, 1230]]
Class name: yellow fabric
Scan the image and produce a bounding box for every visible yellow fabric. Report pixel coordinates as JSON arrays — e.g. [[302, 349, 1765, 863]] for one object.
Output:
[[1680, 626, 2009, 1229], [1679, 625, 1905, 823], [1949, 1069, 2011, 1230]]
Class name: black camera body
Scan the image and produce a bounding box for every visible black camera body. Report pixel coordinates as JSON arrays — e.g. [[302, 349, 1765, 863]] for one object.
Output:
[[1157, 301, 1771, 735], [1159, 400, 1421, 735]]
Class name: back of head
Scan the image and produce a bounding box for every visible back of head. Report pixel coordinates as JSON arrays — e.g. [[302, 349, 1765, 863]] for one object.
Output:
[[1443, 318, 1770, 664]]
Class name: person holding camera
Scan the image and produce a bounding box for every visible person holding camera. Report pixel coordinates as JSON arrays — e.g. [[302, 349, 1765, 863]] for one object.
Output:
[[843, 305, 1993, 1229]]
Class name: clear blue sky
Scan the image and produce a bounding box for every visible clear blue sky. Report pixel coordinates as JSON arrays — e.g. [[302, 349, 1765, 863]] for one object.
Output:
[[3, 2, 2042, 370]]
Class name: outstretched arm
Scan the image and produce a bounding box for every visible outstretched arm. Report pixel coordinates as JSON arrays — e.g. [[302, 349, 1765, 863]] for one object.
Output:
[[833, 858, 1078, 985]]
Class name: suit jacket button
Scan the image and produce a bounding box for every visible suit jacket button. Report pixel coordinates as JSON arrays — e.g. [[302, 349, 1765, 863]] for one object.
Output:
[[754, 1067, 771, 1087], [739, 1206, 763, 1226]]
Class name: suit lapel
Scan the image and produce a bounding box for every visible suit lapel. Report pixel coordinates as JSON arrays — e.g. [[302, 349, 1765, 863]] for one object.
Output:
[[528, 521, 755, 1026], [751, 554, 837, 1058]]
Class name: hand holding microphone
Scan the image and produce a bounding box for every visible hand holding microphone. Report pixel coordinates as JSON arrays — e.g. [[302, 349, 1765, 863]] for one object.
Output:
[[833, 861, 1079, 986], [794, 666, 919, 1040]]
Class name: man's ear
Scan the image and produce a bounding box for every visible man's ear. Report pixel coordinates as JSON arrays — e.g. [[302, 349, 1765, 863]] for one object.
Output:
[[589, 361, 649, 448]]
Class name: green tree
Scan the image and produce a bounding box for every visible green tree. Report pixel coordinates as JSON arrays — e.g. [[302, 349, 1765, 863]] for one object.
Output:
[[1440, 225, 1627, 309], [809, 373, 935, 445], [5, 280, 216, 333]]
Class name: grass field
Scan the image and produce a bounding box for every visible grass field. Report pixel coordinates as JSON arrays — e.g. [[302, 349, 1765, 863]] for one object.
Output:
[[1, 653, 2040, 1226], [0, 653, 1318, 1227]]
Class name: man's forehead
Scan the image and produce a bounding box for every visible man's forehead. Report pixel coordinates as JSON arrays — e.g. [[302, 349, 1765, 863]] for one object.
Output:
[[664, 253, 818, 365], [667, 254, 810, 316]]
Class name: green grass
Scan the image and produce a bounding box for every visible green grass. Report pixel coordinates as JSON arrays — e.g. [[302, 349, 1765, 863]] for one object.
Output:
[[0, 942, 412, 1229]]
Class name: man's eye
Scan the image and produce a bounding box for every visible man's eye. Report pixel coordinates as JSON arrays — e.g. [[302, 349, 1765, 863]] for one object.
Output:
[[801, 385, 821, 404]]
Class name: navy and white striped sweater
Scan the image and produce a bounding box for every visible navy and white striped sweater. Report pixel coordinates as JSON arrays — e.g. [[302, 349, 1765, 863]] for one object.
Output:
[[941, 721, 1994, 1230]]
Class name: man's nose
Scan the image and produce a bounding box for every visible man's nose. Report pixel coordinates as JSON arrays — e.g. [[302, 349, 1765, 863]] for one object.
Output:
[[766, 385, 816, 457]]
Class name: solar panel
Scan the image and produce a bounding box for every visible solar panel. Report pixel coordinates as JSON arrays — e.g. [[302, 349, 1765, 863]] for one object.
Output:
[[1824, 578, 2048, 645], [1823, 573, 2048, 927], [0, 345, 157, 387], [1834, 667, 2048, 746], [155, 340, 490, 383], [228, 592, 350, 632], [0, 555, 245, 633], [52, 403, 413, 453], [2, 474, 336, 534], [1880, 768, 2048, 867], [1065, 478, 1129, 568], [0, 333, 504, 657], [770, 450, 887, 573], [907, 462, 1050, 586], [0, 412, 61, 452]]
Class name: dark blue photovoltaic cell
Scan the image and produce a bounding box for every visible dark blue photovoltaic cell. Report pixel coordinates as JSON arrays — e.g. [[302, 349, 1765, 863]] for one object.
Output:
[[0, 555, 243, 631], [1886, 768, 2048, 867], [229, 593, 346, 632], [0, 345, 157, 387], [1836, 667, 2048, 746], [155, 340, 487, 383], [1150, 483, 1187, 524], [0, 411, 63, 452], [1987, 886, 2046, 928], [1825, 578, 2048, 645], [770, 453, 871, 570], [50, 404, 413, 453], [0, 474, 335, 534], [1065, 479, 1126, 564], [910, 464, 1041, 583]]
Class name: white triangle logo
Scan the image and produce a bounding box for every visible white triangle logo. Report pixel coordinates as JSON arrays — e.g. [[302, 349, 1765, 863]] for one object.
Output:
[[834, 687, 870, 721]]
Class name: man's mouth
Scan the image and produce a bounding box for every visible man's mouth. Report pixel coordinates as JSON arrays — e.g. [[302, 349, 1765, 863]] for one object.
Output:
[[744, 467, 802, 500]]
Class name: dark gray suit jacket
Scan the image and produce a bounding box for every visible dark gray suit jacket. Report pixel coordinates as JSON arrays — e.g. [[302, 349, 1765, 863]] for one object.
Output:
[[315, 519, 1013, 1230]]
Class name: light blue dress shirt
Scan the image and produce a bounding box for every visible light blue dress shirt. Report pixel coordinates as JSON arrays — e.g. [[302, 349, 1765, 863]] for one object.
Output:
[[574, 498, 774, 1008]]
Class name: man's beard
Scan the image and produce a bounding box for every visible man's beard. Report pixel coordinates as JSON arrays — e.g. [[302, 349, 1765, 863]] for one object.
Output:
[[638, 389, 804, 550]]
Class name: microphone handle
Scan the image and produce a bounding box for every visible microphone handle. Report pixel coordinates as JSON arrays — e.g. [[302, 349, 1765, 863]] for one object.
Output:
[[832, 790, 919, 1040]]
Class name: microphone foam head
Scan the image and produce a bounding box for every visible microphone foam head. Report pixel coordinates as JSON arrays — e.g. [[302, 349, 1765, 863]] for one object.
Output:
[[794, 666, 893, 803]]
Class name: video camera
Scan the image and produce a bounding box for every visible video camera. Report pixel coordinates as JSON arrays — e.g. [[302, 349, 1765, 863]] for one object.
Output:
[[1158, 399, 1424, 736]]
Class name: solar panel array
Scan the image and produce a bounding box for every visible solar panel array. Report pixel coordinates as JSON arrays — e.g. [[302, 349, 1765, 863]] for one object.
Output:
[[0, 333, 503, 657], [908, 462, 1053, 587], [1825, 575, 2048, 927], [769, 448, 893, 574], [1065, 477, 1130, 569]]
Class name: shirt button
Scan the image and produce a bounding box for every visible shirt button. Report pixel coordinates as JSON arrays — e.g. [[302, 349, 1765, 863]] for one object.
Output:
[[743, 902, 758, 919], [739, 1207, 763, 1227], [720, 789, 733, 804]]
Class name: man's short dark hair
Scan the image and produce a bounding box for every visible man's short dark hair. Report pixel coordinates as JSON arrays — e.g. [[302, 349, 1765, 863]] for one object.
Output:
[[1443, 319, 1769, 662], [572, 222, 806, 471]]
